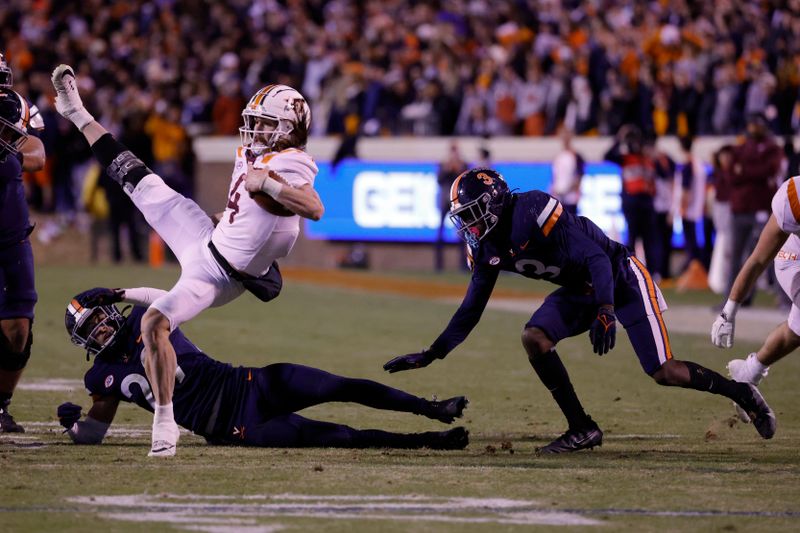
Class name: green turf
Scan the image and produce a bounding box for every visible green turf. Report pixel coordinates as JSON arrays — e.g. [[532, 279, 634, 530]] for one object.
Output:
[[2, 265, 798, 531]]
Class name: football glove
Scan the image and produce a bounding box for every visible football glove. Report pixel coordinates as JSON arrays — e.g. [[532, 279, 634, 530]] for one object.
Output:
[[75, 287, 124, 308], [57, 402, 82, 430], [589, 306, 616, 355], [711, 313, 735, 348], [383, 348, 440, 373]]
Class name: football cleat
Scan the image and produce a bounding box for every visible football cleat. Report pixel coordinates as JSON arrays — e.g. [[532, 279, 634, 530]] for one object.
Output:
[[425, 426, 469, 450], [148, 422, 179, 457], [428, 396, 469, 424], [50, 64, 94, 130], [727, 355, 769, 423], [0, 407, 24, 433], [733, 384, 776, 439], [537, 418, 603, 454]]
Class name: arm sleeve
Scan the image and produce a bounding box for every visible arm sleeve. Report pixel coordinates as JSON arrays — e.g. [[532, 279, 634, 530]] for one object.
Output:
[[565, 226, 615, 306], [429, 266, 500, 356], [123, 287, 169, 306], [66, 416, 110, 445]]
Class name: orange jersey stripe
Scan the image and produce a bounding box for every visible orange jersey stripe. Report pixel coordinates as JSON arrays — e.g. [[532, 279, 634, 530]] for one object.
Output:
[[631, 256, 673, 359], [788, 178, 800, 224], [542, 203, 563, 237]]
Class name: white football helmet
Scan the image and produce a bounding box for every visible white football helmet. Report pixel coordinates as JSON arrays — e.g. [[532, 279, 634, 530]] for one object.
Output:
[[0, 52, 12, 89], [240, 84, 311, 154]]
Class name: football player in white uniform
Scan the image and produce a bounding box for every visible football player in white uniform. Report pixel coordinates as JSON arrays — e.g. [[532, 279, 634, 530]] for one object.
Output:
[[712, 175, 800, 424], [51, 64, 323, 457]]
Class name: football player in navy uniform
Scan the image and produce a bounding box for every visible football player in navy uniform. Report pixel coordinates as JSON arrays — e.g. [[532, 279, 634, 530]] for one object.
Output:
[[384, 168, 776, 453], [0, 53, 45, 432], [57, 288, 469, 450]]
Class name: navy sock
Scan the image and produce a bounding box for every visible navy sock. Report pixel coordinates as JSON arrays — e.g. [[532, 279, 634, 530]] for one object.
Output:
[[529, 350, 591, 429], [683, 361, 747, 400]]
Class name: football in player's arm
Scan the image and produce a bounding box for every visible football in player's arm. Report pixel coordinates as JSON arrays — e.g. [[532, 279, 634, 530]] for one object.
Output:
[[384, 167, 776, 454], [58, 288, 469, 450]]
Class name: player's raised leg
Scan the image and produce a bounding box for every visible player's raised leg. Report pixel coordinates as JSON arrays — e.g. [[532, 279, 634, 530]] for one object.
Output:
[[51, 65, 212, 262]]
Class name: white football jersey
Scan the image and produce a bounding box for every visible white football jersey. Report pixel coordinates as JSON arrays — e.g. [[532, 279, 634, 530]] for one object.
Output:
[[772, 176, 800, 235], [211, 147, 318, 276]]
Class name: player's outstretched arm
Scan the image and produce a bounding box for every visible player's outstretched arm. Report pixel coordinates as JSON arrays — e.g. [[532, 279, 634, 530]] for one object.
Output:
[[713, 215, 789, 348], [244, 165, 324, 220], [58, 396, 119, 445]]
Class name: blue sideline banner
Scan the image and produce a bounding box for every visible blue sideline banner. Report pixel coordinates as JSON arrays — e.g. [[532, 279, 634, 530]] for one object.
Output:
[[306, 160, 647, 245]]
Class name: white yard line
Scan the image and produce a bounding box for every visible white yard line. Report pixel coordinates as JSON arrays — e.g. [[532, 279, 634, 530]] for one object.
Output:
[[17, 379, 84, 392], [69, 494, 603, 527]]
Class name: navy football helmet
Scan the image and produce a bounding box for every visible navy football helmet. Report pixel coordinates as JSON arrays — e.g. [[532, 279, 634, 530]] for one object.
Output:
[[449, 168, 510, 247], [65, 298, 126, 360], [0, 90, 27, 162]]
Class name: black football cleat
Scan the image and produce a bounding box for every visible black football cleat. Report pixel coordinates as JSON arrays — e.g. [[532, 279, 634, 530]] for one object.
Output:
[[426, 427, 469, 450], [428, 396, 469, 424], [734, 384, 776, 439], [0, 407, 25, 433], [538, 418, 603, 454]]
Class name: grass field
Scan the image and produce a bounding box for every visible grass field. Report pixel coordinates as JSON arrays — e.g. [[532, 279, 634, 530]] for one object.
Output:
[[3, 264, 799, 532]]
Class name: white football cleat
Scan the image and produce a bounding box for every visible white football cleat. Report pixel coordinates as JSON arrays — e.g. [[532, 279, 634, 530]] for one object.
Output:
[[50, 64, 94, 129], [148, 422, 179, 458], [727, 354, 769, 423]]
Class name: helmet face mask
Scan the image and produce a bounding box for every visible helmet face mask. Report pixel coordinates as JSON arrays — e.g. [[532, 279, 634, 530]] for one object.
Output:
[[0, 53, 12, 89], [239, 85, 310, 154], [65, 302, 126, 360], [0, 91, 27, 162], [449, 168, 509, 248]]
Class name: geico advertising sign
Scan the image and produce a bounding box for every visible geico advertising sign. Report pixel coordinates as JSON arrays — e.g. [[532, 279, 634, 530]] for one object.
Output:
[[306, 160, 631, 243]]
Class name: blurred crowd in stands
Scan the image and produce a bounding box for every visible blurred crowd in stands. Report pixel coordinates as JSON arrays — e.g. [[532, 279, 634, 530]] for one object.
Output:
[[2, 0, 799, 275]]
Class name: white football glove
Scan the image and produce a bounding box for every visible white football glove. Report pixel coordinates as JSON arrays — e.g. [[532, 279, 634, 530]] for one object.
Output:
[[51, 64, 94, 130], [711, 313, 735, 348]]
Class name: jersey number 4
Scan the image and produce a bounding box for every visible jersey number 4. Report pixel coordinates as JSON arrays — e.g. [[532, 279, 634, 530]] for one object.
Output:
[[227, 174, 246, 223]]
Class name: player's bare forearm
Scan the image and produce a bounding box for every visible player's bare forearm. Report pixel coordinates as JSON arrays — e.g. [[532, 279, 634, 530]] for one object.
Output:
[[87, 395, 120, 425], [275, 184, 324, 221], [210, 212, 224, 227], [729, 215, 788, 303], [20, 135, 45, 171]]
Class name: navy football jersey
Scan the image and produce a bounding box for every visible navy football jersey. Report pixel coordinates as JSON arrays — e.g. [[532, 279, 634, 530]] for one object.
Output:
[[83, 307, 249, 437], [0, 152, 32, 249], [431, 190, 629, 355]]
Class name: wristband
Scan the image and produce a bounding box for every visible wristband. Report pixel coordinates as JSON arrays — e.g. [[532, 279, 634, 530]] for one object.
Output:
[[261, 176, 283, 198], [722, 299, 740, 320]]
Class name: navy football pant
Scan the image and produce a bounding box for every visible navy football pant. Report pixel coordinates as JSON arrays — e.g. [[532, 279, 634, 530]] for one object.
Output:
[[527, 256, 672, 375], [0, 240, 37, 320], [228, 363, 437, 448]]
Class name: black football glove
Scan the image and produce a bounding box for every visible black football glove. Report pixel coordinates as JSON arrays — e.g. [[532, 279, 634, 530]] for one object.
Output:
[[589, 306, 616, 355], [383, 348, 440, 373], [57, 402, 82, 429], [75, 287, 124, 308]]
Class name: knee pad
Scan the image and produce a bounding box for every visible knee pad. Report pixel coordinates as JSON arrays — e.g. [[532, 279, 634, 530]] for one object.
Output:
[[0, 331, 32, 371], [92, 133, 152, 191]]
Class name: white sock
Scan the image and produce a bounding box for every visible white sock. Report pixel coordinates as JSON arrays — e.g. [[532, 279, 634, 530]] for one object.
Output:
[[153, 402, 175, 427], [747, 353, 769, 373]]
